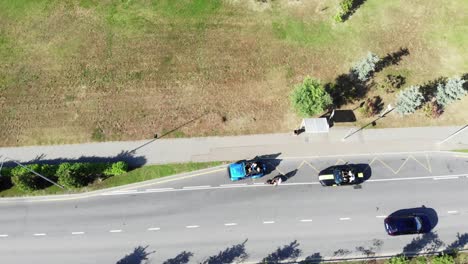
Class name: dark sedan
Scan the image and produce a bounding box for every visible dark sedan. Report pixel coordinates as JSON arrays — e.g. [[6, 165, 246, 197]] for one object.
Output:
[[384, 215, 431, 236]]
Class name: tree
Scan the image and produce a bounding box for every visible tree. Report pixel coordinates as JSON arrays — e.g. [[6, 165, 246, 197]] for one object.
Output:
[[395, 85, 424, 115], [432, 254, 454, 264], [351, 52, 380, 82], [291, 77, 332, 117], [57, 163, 93, 188], [385, 255, 409, 264], [104, 161, 128, 176], [435, 77, 467, 107], [11, 164, 42, 192]]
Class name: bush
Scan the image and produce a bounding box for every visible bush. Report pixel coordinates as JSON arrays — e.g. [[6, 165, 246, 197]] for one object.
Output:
[[57, 163, 96, 188], [104, 161, 128, 176], [385, 255, 409, 264], [395, 85, 424, 115], [291, 77, 332, 117], [435, 77, 467, 107], [351, 52, 380, 82], [422, 99, 443, 118], [334, 0, 354, 22], [432, 254, 454, 264], [11, 164, 43, 192]]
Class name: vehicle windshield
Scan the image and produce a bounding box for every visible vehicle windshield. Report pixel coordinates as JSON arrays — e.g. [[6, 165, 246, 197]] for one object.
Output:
[[415, 216, 423, 231], [333, 169, 343, 184]]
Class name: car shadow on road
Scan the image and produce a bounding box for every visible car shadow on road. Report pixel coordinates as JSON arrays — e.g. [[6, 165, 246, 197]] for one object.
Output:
[[389, 206, 439, 232], [116, 245, 155, 264]]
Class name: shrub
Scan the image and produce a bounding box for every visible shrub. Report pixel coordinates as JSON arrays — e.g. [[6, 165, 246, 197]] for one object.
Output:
[[57, 163, 95, 188], [334, 0, 354, 22], [432, 254, 454, 264], [360, 96, 383, 117], [435, 77, 467, 107], [385, 255, 409, 264], [351, 52, 380, 82], [11, 164, 42, 192], [422, 99, 443, 118], [395, 85, 424, 115], [291, 77, 332, 117], [104, 161, 128, 176]]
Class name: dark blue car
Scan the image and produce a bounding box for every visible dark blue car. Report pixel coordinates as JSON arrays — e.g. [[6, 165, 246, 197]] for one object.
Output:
[[384, 215, 431, 236], [228, 161, 267, 181]]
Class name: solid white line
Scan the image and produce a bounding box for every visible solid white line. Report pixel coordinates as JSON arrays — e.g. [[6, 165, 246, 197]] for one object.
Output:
[[376, 215, 387, 218], [448, 211, 458, 214], [433, 176, 459, 180], [263, 221, 275, 224], [183, 185, 210, 189], [300, 219, 313, 222], [147, 227, 161, 231], [186, 225, 199, 229], [0, 234, 8, 237], [253, 183, 266, 185], [224, 223, 238, 226], [279, 150, 450, 160], [220, 183, 246, 187], [340, 217, 351, 221], [71, 232, 84, 235], [109, 230, 122, 233], [111, 190, 138, 193], [33, 233, 46, 236]]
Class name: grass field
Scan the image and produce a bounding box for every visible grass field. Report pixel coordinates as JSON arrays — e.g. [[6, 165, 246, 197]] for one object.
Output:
[[0, 0, 467, 146], [0, 161, 224, 197]]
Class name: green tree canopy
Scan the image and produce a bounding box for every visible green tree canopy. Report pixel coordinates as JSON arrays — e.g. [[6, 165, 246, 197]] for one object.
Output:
[[291, 77, 332, 117]]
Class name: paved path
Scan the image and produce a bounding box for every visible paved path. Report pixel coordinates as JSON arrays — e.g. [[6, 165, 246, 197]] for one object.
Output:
[[1, 126, 467, 166], [1, 152, 467, 263]]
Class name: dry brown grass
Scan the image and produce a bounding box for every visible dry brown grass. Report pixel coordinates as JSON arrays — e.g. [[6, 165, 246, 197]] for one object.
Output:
[[0, 0, 467, 146]]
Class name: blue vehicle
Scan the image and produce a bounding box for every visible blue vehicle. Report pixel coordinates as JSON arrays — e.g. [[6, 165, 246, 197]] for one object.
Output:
[[228, 161, 267, 181]]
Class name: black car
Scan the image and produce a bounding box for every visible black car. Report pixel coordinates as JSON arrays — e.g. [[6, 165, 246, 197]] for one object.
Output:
[[318, 164, 364, 186], [384, 215, 431, 236]]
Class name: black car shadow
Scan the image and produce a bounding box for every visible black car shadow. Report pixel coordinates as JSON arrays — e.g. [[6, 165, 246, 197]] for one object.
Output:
[[389, 206, 438, 231]]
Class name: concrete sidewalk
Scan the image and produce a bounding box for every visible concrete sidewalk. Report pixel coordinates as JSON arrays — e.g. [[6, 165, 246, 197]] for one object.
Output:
[[1, 125, 467, 166]]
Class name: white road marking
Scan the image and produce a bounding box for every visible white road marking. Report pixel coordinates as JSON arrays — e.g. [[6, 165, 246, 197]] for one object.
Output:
[[220, 184, 246, 187], [0, 234, 8, 237], [186, 225, 199, 229], [300, 219, 313, 222], [183, 185, 211, 189], [448, 211, 458, 214], [147, 227, 161, 231], [110, 190, 138, 193], [145, 188, 174, 192], [433, 176, 459, 180], [339, 217, 351, 221], [33, 233, 46, 236], [376, 215, 387, 218], [71, 232, 84, 235], [253, 183, 266, 185], [109, 230, 122, 233], [224, 223, 238, 226], [263, 221, 275, 224]]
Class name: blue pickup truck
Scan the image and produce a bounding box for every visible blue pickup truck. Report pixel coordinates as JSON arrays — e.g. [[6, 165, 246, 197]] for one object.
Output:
[[228, 161, 267, 181]]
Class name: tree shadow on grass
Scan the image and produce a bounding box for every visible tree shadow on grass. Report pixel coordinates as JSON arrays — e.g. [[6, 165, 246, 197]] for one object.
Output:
[[419, 77, 447, 101], [261, 240, 302, 263], [163, 251, 193, 264], [402, 232, 445, 254], [340, 0, 367, 22], [116, 245, 155, 264], [201, 239, 248, 264], [375, 47, 410, 73]]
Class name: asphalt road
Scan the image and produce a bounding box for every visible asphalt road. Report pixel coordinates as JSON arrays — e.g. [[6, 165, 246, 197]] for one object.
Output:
[[1, 152, 467, 263]]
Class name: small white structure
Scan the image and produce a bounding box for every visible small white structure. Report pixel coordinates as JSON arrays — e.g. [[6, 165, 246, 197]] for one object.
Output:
[[300, 118, 329, 133]]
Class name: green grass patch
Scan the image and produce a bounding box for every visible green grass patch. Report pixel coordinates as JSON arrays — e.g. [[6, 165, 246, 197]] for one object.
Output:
[[452, 149, 468, 153], [151, 0, 222, 18], [272, 18, 336, 46], [0, 161, 224, 197]]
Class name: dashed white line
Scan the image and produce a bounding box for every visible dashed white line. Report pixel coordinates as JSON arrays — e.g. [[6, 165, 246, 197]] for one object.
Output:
[[220, 183, 246, 187], [71, 232, 84, 235], [448, 211, 459, 214], [339, 217, 351, 221], [433, 176, 459, 180], [33, 233, 46, 236], [186, 225, 200, 229], [109, 229, 122, 233], [300, 219, 313, 222], [376, 215, 387, 218], [224, 223, 238, 226], [263, 221, 275, 224], [147, 227, 161, 231], [0, 234, 8, 237], [183, 185, 211, 189]]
